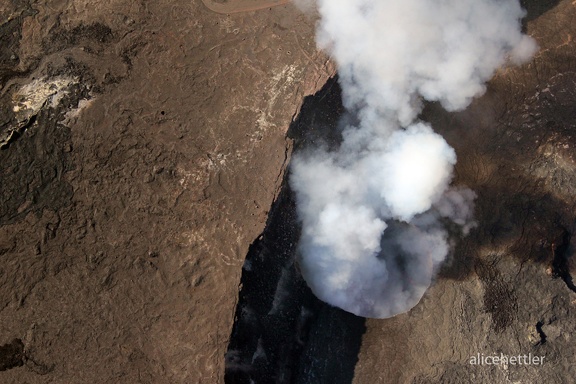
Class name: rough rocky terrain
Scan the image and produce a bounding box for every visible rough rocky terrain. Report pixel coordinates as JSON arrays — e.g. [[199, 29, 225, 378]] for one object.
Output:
[[0, 0, 575, 383], [0, 1, 331, 383]]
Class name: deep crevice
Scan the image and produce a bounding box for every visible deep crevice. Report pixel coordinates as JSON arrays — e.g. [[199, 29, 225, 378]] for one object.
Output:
[[0, 113, 38, 150], [225, 77, 365, 384], [551, 227, 576, 293], [535, 321, 547, 345]]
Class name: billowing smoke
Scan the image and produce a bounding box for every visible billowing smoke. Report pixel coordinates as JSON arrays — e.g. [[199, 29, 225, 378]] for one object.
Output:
[[290, 0, 536, 318]]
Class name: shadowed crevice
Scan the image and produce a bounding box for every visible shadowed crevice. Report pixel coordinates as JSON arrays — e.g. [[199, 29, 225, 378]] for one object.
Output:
[[552, 227, 576, 293], [225, 78, 365, 384], [0, 339, 24, 372]]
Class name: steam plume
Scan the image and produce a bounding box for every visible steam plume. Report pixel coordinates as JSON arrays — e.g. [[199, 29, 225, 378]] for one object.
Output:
[[290, 0, 536, 318]]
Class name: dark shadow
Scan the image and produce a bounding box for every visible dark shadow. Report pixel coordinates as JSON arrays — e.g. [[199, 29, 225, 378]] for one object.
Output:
[[0, 339, 24, 371], [552, 227, 576, 293], [520, 0, 561, 24], [420, 67, 576, 284], [225, 77, 365, 384]]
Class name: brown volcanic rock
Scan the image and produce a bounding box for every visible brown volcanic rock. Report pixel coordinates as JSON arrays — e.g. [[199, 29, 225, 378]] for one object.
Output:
[[0, 1, 332, 383]]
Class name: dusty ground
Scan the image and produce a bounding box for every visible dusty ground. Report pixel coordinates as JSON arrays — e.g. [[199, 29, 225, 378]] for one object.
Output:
[[0, 1, 331, 383], [1, 0, 575, 383]]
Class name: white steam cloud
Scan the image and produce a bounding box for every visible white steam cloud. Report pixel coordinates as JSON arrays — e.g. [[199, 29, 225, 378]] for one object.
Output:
[[290, 0, 536, 318]]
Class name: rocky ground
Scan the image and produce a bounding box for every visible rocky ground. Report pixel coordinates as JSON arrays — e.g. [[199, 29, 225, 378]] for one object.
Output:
[[0, 1, 332, 383], [0, 0, 575, 383]]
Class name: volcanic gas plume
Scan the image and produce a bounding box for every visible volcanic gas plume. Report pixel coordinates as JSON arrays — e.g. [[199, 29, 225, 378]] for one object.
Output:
[[290, 0, 537, 318]]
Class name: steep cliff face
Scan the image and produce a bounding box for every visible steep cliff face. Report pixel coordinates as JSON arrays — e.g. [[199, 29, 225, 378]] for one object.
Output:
[[0, 1, 332, 383]]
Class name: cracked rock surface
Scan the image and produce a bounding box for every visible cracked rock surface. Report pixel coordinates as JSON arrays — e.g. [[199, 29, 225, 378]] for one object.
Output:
[[0, 1, 332, 383]]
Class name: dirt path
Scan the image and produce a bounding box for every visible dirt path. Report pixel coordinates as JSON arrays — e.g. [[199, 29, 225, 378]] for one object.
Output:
[[201, 0, 291, 14]]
